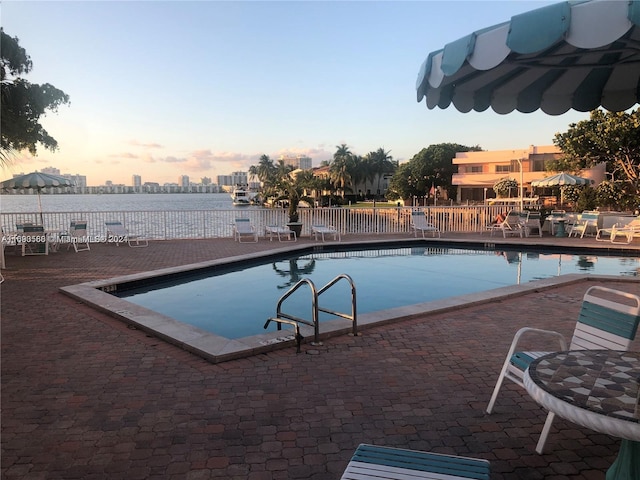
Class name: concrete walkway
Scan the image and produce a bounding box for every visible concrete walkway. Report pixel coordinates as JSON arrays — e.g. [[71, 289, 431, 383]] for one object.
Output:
[[1, 233, 639, 479]]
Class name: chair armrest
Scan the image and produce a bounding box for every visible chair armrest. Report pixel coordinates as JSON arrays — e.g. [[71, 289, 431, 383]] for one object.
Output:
[[510, 327, 568, 353]]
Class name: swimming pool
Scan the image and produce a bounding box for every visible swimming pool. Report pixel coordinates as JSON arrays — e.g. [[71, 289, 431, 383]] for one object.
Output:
[[113, 244, 639, 339]]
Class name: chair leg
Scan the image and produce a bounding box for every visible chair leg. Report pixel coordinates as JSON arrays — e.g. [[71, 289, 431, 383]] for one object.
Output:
[[486, 356, 513, 414], [535, 411, 555, 454]]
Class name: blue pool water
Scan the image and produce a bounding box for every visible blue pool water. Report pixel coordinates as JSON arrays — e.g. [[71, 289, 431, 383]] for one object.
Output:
[[115, 245, 639, 339]]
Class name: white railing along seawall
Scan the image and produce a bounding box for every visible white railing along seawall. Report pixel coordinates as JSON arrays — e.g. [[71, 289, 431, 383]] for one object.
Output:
[[1, 206, 507, 241]]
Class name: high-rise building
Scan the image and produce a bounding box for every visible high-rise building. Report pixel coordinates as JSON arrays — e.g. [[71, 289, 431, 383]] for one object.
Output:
[[279, 155, 312, 170], [179, 175, 190, 187], [217, 171, 248, 187], [41, 166, 61, 176], [64, 174, 87, 189], [132, 174, 142, 187]]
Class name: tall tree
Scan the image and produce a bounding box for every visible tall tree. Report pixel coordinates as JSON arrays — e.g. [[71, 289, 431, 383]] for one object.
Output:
[[330, 144, 355, 197], [386, 143, 481, 202], [368, 147, 396, 198], [552, 109, 640, 203], [1, 29, 70, 165]]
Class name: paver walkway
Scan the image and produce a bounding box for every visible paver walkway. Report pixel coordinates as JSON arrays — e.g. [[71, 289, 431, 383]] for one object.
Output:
[[1, 234, 639, 479]]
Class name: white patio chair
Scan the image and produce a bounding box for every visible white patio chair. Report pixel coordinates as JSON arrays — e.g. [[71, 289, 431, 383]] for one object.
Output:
[[410, 211, 440, 238], [21, 225, 49, 256], [105, 221, 148, 247], [68, 220, 90, 252], [311, 224, 340, 242], [488, 211, 523, 238], [521, 211, 542, 237], [486, 286, 640, 454], [233, 218, 258, 243], [341, 444, 490, 480], [568, 211, 598, 238]]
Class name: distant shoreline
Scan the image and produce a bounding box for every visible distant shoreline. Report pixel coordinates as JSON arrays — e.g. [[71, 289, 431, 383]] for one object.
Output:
[[0, 190, 224, 196]]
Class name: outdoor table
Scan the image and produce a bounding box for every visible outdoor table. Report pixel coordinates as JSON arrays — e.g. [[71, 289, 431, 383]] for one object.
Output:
[[524, 350, 639, 480], [545, 215, 567, 237]]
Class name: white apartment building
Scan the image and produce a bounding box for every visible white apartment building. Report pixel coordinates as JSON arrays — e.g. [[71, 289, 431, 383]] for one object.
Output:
[[279, 155, 312, 170], [217, 172, 249, 191], [452, 145, 606, 204]]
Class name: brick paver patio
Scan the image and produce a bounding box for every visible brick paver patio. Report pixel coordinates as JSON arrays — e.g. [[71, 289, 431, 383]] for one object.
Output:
[[2, 234, 639, 479]]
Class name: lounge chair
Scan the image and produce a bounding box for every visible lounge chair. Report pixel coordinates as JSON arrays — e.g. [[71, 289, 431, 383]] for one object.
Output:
[[597, 215, 640, 244], [521, 211, 542, 237], [105, 221, 148, 247], [486, 286, 640, 454], [488, 211, 523, 238], [568, 211, 598, 238], [233, 218, 258, 243], [265, 225, 296, 242], [311, 224, 340, 242], [20, 225, 49, 256], [68, 220, 90, 252], [340, 444, 490, 480], [410, 211, 441, 238]]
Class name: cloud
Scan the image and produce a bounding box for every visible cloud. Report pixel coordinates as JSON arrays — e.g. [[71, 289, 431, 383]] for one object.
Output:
[[274, 146, 333, 161], [141, 152, 157, 164], [108, 152, 139, 159], [128, 140, 164, 149], [150, 150, 255, 172]]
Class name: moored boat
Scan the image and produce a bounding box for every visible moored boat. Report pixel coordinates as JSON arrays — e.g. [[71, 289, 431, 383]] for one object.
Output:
[[230, 185, 256, 206]]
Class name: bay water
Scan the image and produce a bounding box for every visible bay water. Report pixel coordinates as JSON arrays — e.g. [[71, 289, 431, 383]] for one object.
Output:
[[0, 193, 237, 213]]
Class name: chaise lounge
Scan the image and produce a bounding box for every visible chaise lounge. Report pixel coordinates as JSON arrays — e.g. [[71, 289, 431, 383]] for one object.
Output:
[[340, 444, 490, 480], [265, 225, 296, 242], [410, 210, 441, 238], [105, 220, 149, 247], [311, 224, 340, 242]]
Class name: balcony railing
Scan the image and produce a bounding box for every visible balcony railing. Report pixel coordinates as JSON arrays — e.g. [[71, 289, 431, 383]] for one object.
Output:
[[1, 206, 509, 241]]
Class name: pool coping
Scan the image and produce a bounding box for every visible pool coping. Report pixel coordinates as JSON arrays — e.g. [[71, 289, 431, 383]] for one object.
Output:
[[59, 238, 640, 363]]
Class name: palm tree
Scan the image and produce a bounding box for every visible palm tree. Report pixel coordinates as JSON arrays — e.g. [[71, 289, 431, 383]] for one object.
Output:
[[369, 148, 396, 199], [249, 154, 279, 202], [275, 169, 315, 223], [330, 144, 354, 198], [252, 154, 276, 184], [359, 153, 376, 199]]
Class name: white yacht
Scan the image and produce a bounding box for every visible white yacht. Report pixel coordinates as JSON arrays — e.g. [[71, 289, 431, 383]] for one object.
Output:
[[230, 185, 256, 206]]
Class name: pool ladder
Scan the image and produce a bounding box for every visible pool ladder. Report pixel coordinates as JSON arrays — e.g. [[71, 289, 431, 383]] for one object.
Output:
[[264, 274, 358, 353]]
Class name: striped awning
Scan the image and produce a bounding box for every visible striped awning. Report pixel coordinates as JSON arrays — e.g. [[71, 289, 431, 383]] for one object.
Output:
[[416, 0, 640, 115]]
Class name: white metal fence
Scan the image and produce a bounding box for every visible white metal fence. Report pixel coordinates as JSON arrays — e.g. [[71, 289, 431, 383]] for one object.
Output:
[[1, 206, 507, 241]]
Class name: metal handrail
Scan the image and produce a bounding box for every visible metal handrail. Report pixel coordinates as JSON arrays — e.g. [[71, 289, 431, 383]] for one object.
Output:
[[263, 274, 358, 353], [264, 278, 319, 353], [317, 274, 358, 337]]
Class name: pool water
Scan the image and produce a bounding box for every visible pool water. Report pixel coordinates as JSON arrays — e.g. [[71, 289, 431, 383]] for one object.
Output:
[[115, 245, 639, 339]]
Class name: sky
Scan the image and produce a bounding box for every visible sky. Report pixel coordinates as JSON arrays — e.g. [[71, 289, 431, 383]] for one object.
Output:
[[1, 0, 590, 186]]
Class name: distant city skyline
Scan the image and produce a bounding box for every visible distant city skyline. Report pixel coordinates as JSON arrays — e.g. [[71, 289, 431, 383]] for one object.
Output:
[[1, 1, 588, 186], [24, 166, 246, 188]]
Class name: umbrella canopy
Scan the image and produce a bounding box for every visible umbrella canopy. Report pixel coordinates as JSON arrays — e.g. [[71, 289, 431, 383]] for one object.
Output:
[[416, 0, 640, 115], [1, 172, 74, 223], [530, 172, 593, 187], [0, 171, 74, 191]]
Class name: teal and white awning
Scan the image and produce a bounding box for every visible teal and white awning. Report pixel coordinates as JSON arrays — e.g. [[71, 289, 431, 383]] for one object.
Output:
[[416, 0, 640, 115]]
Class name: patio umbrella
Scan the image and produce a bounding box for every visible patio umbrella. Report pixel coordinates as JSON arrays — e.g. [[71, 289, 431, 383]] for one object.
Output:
[[531, 172, 593, 205], [0, 171, 75, 223], [416, 0, 640, 115], [530, 172, 593, 187]]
